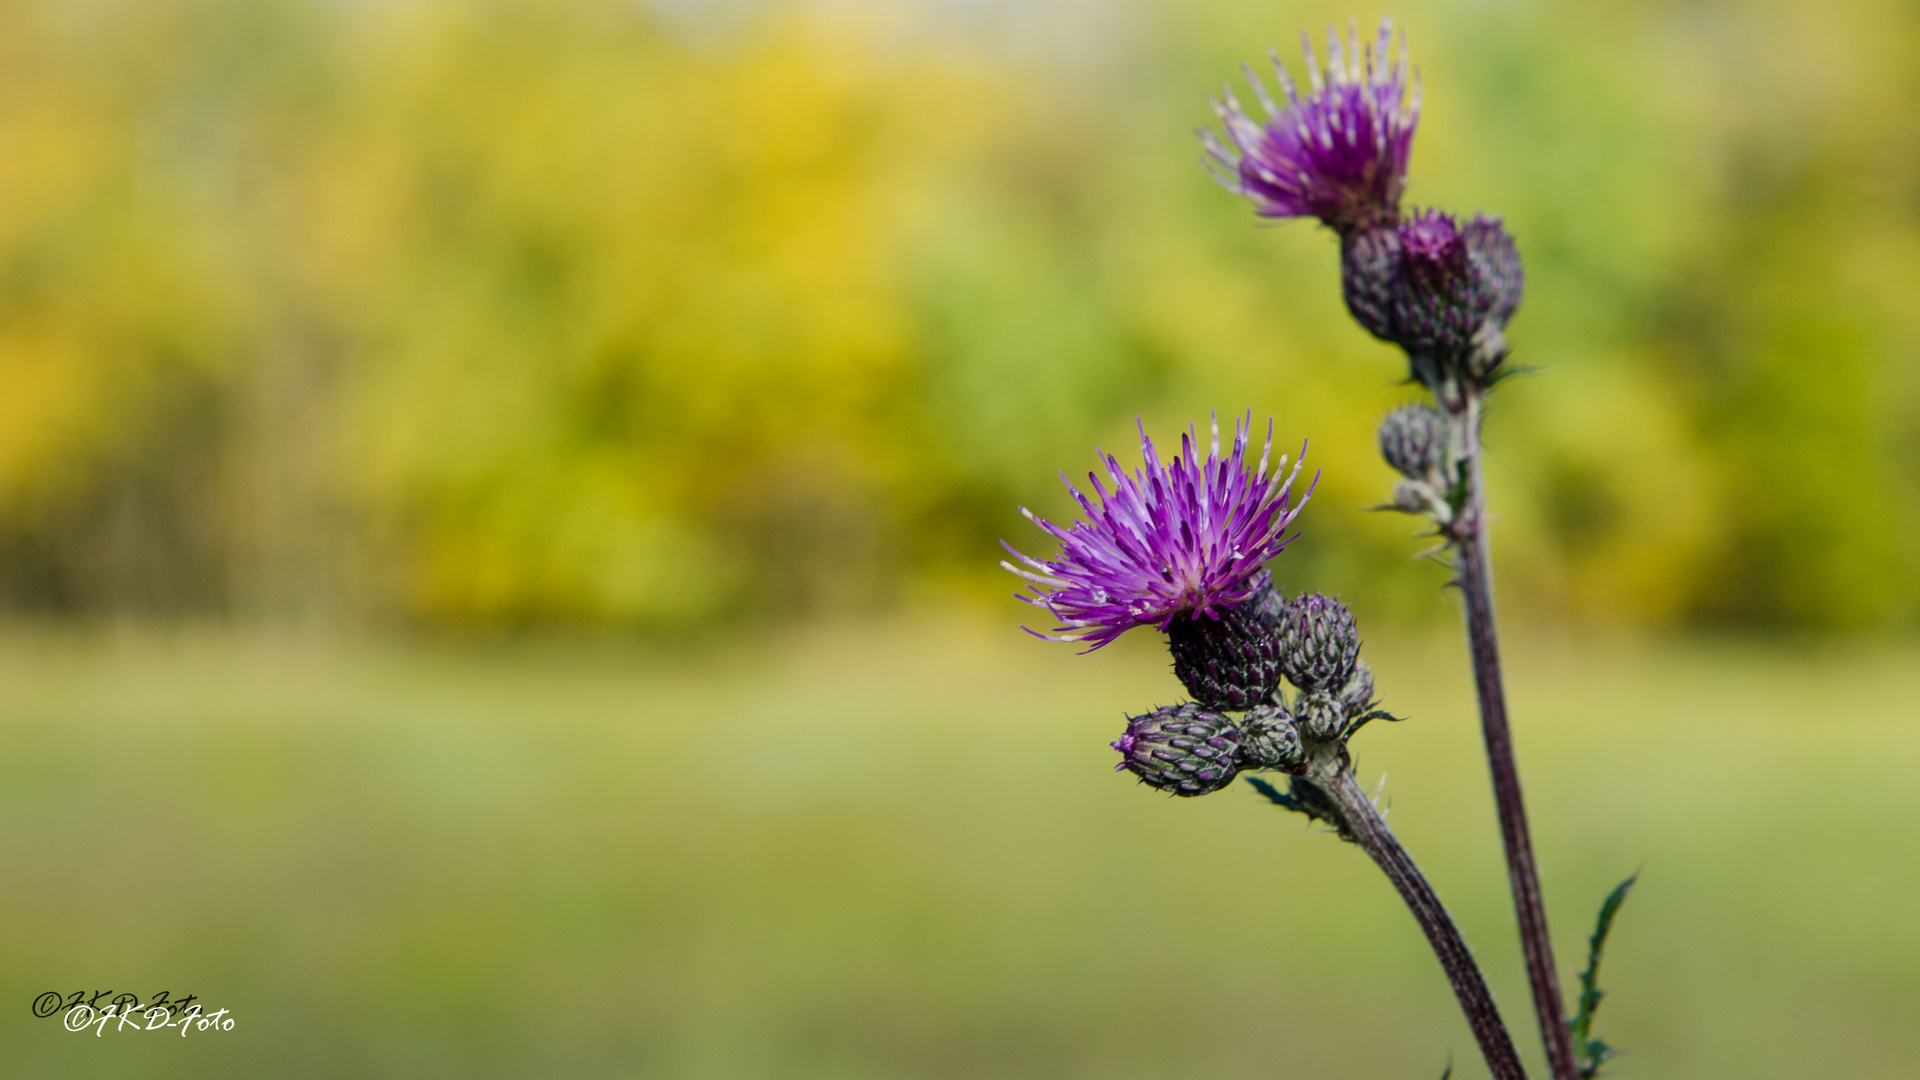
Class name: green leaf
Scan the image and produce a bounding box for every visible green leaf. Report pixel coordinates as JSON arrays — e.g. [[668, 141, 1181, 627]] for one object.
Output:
[[1568, 873, 1638, 1078], [1340, 707, 1409, 741], [1244, 774, 1347, 836]]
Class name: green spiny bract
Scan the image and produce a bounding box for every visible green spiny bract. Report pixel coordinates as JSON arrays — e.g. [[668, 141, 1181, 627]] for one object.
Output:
[[1239, 703, 1304, 770]]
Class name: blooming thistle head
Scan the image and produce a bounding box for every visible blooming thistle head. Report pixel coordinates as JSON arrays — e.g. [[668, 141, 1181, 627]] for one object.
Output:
[[1002, 413, 1312, 651], [1200, 19, 1420, 235]]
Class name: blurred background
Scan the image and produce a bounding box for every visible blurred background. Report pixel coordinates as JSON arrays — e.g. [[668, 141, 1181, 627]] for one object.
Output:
[[0, 0, 1916, 1076]]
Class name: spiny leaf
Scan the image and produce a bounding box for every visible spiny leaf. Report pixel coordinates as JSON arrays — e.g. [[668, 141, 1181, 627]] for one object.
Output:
[[1244, 774, 1347, 835], [1340, 706, 1408, 741], [1244, 774, 1308, 815], [1484, 362, 1538, 389], [1568, 873, 1638, 1078]]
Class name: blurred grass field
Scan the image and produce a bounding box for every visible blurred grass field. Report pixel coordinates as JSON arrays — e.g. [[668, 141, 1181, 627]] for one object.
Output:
[[2, 616, 1916, 1078]]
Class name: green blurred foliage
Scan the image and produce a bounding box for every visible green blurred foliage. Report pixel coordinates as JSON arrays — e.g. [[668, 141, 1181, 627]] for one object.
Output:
[[0, 0, 1916, 629]]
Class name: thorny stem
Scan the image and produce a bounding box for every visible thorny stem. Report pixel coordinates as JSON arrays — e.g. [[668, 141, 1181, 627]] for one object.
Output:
[[1312, 766, 1530, 1080], [1451, 391, 1579, 1080]]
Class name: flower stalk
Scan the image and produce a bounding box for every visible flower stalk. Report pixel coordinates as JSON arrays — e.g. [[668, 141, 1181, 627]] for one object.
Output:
[[1307, 760, 1530, 1080], [1449, 391, 1579, 1080], [1211, 22, 1577, 1067]]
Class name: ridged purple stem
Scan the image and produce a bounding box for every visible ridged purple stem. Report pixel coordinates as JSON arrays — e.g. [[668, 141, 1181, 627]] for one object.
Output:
[[1452, 392, 1578, 1080], [1315, 768, 1529, 1080]]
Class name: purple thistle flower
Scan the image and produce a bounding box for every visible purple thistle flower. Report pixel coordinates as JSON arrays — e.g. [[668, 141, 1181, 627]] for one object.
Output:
[[1200, 18, 1420, 234], [1001, 412, 1313, 651]]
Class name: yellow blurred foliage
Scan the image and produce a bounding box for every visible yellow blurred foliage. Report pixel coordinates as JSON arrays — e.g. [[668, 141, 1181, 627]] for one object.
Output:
[[0, 0, 1913, 629], [328, 3, 995, 621]]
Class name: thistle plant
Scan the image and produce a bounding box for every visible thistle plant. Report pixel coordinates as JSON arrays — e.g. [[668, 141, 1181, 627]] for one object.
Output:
[[1004, 19, 1636, 1080], [1005, 414, 1529, 1079]]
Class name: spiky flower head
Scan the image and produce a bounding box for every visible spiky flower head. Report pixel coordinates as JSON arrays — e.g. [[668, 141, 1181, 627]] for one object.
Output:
[[1201, 19, 1420, 234], [1003, 414, 1311, 650], [1239, 702, 1304, 770], [1342, 210, 1524, 387], [1278, 592, 1361, 693], [1113, 704, 1242, 797], [1167, 569, 1285, 711]]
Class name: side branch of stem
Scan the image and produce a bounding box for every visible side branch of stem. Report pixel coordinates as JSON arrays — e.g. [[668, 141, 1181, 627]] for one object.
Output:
[[1313, 768, 1530, 1080]]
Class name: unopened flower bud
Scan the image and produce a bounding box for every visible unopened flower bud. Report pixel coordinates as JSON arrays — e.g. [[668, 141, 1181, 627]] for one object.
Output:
[[1339, 658, 1375, 716], [1391, 479, 1436, 515], [1113, 704, 1242, 797], [1239, 703, 1303, 770], [1340, 211, 1524, 390], [1278, 593, 1361, 693], [1464, 214, 1523, 326], [1167, 585, 1285, 712], [1378, 404, 1446, 479], [1296, 690, 1344, 742]]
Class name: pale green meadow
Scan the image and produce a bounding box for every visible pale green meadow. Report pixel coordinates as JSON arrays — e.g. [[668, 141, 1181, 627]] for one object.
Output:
[[2, 618, 1915, 1078]]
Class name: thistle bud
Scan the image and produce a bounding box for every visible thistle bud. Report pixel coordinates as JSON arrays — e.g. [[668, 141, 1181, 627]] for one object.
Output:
[[1340, 211, 1524, 390], [1167, 589, 1285, 712], [1339, 658, 1375, 717], [1378, 404, 1446, 479], [1239, 703, 1304, 770], [1464, 215, 1523, 326], [1295, 690, 1345, 742], [1278, 593, 1361, 693], [1113, 704, 1242, 797], [1391, 479, 1440, 517]]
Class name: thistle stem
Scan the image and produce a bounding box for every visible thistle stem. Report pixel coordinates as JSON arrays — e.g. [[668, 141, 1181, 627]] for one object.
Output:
[[1314, 767, 1530, 1080], [1453, 392, 1579, 1080]]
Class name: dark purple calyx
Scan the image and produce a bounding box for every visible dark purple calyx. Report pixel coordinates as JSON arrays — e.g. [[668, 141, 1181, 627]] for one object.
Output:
[[1166, 570, 1286, 711]]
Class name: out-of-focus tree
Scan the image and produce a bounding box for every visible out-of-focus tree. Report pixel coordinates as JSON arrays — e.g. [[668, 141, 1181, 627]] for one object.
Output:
[[327, 3, 987, 622], [0, 0, 1915, 631]]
